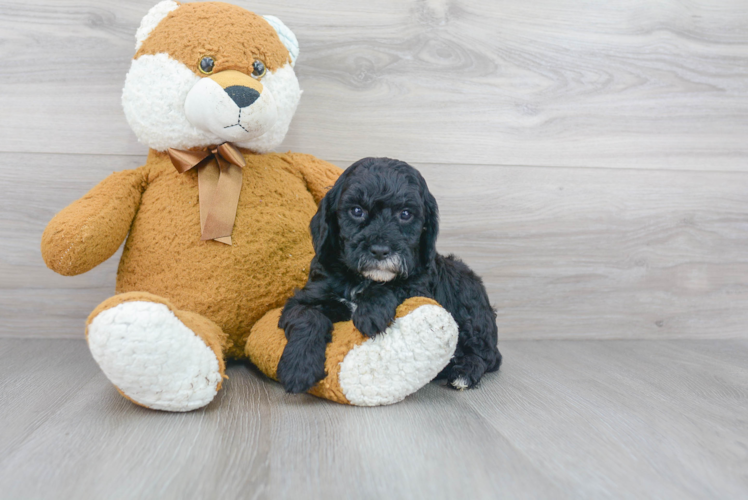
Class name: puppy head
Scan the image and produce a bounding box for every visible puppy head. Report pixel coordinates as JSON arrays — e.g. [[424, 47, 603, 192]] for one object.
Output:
[[122, 1, 301, 153], [310, 158, 439, 281]]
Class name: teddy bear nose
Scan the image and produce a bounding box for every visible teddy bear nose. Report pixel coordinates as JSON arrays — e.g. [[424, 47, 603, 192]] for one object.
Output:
[[224, 85, 261, 108]]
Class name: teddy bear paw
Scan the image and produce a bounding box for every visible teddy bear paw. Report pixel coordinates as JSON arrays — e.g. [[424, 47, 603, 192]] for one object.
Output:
[[87, 301, 222, 411]]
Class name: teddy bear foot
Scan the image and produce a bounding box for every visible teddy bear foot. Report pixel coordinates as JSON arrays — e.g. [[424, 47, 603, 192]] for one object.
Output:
[[86, 293, 227, 412], [247, 297, 458, 406], [336, 300, 459, 406]]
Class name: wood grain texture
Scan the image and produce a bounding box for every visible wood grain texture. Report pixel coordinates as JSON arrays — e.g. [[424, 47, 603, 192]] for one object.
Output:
[[417, 162, 748, 340], [4, 152, 747, 340], [3, 1, 747, 498], [0, 0, 747, 169], [0, 338, 746, 499]]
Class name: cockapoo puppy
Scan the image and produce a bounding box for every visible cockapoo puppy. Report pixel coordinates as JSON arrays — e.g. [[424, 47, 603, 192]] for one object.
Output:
[[277, 157, 502, 393]]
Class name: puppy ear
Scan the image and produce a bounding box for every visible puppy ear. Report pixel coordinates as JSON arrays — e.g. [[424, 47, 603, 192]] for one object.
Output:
[[419, 181, 440, 266], [310, 177, 343, 259]]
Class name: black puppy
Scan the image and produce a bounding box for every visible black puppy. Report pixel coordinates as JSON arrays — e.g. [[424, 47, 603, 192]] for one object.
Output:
[[277, 157, 502, 394]]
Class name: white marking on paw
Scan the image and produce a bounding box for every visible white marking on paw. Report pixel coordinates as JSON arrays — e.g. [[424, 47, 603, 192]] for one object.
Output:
[[338, 298, 358, 313], [450, 376, 469, 390], [88, 301, 221, 412]]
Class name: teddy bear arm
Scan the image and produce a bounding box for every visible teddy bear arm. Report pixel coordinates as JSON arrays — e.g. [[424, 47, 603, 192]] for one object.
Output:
[[41, 168, 146, 276], [285, 153, 343, 204]]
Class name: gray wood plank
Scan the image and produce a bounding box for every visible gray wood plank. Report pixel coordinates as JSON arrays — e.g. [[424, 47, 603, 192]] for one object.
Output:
[[0, 338, 565, 500], [0, 339, 99, 459], [1, 0, 747, 170], [1, 338, 746, 499], [460, 339, 748, 499], [4, 152, 748, 340]]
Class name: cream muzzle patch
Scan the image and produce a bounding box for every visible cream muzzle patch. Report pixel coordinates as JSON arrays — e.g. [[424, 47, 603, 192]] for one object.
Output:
[[359, 254, 406, 282], [184, 70, 278, 143]]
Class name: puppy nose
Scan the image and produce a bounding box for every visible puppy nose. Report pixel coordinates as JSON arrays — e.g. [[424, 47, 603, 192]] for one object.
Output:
[[370, 245, 391, 260], [224, 85, 260, 108]]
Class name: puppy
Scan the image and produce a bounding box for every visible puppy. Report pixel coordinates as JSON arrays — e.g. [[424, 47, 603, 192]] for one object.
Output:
[[277, 157, 502, 394]]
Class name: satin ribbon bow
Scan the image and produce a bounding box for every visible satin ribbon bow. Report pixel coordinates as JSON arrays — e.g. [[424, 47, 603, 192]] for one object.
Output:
[[168, 142, 246, 245]]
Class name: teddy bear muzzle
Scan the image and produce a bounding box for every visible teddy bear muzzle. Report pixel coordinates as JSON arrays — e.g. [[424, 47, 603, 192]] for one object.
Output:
[[184, 69, 278, 143]]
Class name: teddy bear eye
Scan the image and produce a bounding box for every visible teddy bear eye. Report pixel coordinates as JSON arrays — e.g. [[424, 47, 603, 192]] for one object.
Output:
[[252, 60, 267, 79], [199, 56, 215, 75]]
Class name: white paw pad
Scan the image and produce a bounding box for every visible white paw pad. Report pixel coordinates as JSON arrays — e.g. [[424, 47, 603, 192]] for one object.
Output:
[[339, 305, 459, 406], [450, 376, 469, 390], [87, 301, 221, 412]]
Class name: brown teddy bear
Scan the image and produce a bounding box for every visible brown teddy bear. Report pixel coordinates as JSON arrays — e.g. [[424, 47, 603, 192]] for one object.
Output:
[[41, 1, 458, 411]]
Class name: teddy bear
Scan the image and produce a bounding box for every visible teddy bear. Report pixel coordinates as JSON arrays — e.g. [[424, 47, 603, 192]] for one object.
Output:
[[41, 0, 459, 411]]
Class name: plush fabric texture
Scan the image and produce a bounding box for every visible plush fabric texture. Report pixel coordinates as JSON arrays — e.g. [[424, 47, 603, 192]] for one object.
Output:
[[246, 297, 450, 405], [41, 1, 461, 410], [183, 70, 276, 143], [135, 0, 179, 51], [135, 2, 290, 74], [41, 169, 146, 276], [42, 149, 340, 359], [113, 150, 338, 359], [122, 50, 300, 153], [122, 53, 210, 152], [338, 303, 459, 406], [261, 15, 299, 65], [123, 2, 301, 153], [86, 292, 228, 411], [233, 65, 301, 153]]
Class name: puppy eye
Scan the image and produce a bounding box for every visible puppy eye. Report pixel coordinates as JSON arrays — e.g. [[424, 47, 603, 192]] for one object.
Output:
[[350, 206, 366, 219], [400, 209, 413, 221], [198, 56, 215, 75], [252, 60, 267, 79]]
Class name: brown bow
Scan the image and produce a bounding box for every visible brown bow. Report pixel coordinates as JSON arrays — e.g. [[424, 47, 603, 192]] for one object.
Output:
[[168, 143, 246, 245]]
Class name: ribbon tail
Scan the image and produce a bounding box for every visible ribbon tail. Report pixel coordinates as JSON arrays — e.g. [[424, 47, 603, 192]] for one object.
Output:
[[197, 159, 221, 235], [201, 162, 243, 242]]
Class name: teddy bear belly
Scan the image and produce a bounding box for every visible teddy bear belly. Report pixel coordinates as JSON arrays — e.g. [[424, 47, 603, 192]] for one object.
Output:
[[115, 165, 318, 359]]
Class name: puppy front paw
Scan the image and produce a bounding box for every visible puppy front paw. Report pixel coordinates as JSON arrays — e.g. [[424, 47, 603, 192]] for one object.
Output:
[[352, 306, 394, 338], [443, 354, 489, 390], [278, 365, 325, 394], [276, 336, 328, 394]]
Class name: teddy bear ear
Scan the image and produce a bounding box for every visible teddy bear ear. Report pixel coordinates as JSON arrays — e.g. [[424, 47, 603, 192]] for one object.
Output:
[[134, 0, 180, 51], [262, 15, 300, 66]]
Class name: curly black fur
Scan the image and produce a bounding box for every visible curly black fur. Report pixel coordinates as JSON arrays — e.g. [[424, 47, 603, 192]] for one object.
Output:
[[277, 157, 502, 394]]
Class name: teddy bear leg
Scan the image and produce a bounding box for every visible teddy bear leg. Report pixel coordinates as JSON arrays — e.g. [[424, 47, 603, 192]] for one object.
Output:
[[245, 297, 459, 406], [85, 292, 228, 412]]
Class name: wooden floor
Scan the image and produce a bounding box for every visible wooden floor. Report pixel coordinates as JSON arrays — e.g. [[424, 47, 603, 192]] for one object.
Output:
[[2, 0, 748, 498], [1, 338, 747, 499]]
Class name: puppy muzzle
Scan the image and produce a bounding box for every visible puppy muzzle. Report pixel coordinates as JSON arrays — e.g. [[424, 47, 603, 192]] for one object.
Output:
[[358, 253, 406, 282], [184, 70, 278, 143]]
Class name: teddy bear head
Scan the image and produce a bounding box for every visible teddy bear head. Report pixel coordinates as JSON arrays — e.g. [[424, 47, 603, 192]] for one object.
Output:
[[122, 1, 301, 153]]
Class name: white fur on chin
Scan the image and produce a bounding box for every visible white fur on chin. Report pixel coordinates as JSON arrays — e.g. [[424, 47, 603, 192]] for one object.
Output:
[[362, 269, 397, 282], [359, 254, 405, 282]]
